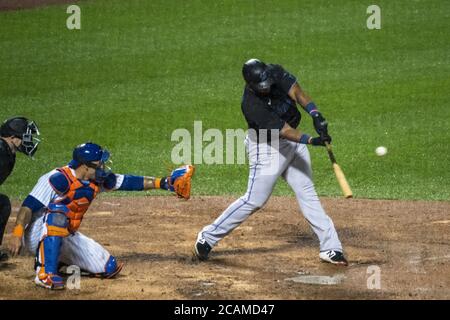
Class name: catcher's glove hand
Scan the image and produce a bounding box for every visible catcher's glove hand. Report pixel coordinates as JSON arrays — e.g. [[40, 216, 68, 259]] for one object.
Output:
[[168, 165, 195, 200]]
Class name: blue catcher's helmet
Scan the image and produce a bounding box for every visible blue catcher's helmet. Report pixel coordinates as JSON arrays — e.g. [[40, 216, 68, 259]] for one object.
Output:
[[69, 142, 110, 169]]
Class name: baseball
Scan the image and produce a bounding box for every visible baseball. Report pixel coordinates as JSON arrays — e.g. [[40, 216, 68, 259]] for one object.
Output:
[[375, 146, 387, 156]]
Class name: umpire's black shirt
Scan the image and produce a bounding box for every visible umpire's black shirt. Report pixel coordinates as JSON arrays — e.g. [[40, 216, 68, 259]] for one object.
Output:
[[0, 139, 15, 186], [241, 64, 300, 138]]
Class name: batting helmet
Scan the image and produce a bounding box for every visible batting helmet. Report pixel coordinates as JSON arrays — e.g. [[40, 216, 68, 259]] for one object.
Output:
[[242, 58, 273, 94], [0, 116, 40, 157]]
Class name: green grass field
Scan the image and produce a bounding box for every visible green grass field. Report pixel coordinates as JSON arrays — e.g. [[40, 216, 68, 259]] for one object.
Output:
[[1, 0, 449, 200]]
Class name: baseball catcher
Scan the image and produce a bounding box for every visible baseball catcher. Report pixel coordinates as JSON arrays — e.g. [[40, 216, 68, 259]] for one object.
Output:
[[9, 142, 194, 290]]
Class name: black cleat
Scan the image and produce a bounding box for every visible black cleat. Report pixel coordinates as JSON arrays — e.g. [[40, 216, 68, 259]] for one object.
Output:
[[0, 249, 9, 262], [319, 250, 348, 266], [193, 238, 212, 261]]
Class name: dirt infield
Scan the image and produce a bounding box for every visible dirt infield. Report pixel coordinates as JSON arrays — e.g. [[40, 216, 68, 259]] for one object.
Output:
[[0, 195, 449, 300]]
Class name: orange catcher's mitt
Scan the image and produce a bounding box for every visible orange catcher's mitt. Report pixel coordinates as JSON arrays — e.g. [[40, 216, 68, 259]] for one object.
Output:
[[168, 165, 195, 200]]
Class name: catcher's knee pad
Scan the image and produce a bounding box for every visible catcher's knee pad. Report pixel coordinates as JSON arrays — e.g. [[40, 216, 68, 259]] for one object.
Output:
[[45, 212, 69, 237], [103, 255, 123, 278]]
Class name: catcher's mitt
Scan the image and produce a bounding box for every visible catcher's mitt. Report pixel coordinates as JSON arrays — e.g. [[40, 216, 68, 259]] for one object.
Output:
[[168, 165, 195, 200]]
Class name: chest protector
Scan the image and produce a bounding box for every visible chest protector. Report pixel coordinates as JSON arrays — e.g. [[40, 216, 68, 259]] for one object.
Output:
[[51, 166, 100, 233]]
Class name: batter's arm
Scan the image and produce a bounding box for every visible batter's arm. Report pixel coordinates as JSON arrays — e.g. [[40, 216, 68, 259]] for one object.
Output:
[[288, 82, 330, 138], [280, 122, 303, 142], [280, 122, 326, 146], [288, 83, 312, 109]]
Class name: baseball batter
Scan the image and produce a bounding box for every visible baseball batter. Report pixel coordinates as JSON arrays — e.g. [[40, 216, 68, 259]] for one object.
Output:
[[194, 59, 347, 266], [9, 142, 194, 290]]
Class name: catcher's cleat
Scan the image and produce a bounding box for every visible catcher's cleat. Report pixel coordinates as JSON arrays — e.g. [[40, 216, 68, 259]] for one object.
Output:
[[35, 273, 65, 290], [193, 238, 212, 261], [100, 261, 124, 279], [319, 250, 348, 266]]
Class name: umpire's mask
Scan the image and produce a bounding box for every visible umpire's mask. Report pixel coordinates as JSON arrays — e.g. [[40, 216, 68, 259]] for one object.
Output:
[[0, 117, 41, 157]]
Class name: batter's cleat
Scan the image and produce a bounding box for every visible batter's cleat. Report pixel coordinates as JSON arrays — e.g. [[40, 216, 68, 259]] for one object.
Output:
[[193, 238, 212, 261], [35, 273, 65, 290], [319, 250, 348, 266]]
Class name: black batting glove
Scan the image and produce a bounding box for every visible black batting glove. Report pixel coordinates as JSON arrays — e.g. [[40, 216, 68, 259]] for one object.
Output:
[[310, 137, 324, 146], [321, 132, 332, 144], [310, 134, 332, 147], [312, 113, 328, 136]]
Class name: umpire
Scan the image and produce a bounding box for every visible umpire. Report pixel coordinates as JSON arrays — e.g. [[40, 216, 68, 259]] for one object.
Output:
[[0, 116, 40, 262]]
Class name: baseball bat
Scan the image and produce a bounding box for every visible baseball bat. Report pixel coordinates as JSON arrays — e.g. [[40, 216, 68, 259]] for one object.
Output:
[[324, 142, 353, 198]]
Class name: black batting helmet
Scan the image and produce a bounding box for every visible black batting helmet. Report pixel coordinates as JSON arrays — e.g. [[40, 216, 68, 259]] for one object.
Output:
[[0, 116, 40, 157], [242, 58, 273, 94]]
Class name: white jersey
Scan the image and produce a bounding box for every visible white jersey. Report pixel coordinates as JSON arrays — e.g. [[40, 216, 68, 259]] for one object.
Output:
[[24, 167, 125, 274], [29, 167, 125, 209]]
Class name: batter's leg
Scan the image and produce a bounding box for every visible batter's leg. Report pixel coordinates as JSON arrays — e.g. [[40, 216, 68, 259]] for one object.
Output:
[[198, 165, 277, 247], [197, 136, 294, 253], [281, 143, 343, 252]]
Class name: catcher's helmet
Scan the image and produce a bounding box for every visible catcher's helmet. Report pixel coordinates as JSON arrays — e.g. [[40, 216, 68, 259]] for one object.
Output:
[[69, 142, 110, 168], [242, 58, 273, 94], [0, 116, 40, 157]]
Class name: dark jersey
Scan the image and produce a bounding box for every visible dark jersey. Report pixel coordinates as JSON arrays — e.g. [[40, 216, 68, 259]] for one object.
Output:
[[241, 64, 301, 136], [0, 139, 15, 186]]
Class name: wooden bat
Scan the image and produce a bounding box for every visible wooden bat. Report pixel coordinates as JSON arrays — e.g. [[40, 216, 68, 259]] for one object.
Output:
[[324, 142, 353, 198]]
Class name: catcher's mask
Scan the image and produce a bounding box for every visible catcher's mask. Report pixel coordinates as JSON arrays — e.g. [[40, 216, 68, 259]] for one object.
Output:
[[242, 58, 273, 95], [0, 116, 41, 157], [69, 142, 112, 183]]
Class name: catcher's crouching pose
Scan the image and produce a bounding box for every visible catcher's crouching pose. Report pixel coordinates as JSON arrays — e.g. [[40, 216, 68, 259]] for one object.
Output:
[[9, 142, 194, 290]]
